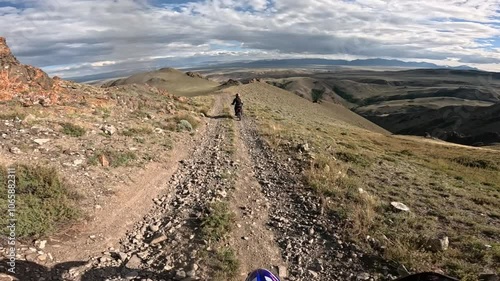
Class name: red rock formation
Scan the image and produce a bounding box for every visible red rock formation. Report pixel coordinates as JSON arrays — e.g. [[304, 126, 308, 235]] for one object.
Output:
[[0, 37, 57, 106]]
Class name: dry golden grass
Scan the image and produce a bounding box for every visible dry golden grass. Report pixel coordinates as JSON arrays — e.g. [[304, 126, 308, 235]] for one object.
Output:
[[232, 83, 500, 280]]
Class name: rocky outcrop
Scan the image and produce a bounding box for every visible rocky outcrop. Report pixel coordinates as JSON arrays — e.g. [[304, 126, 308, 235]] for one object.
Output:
[[185, 71, 204, 79], [0, 37, 57, 105], [221, 79, 242, 87], [0, 37, 20, 66]]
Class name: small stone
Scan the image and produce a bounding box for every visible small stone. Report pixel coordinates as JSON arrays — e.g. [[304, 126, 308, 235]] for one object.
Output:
[[38, 254, 48, 261], [118, 252, 128, 261], [74, 159, 84, 166], [309, 228, 315, 235], [190, 263, 199, 271], [150, 234, 168, 244], [98, 154, 110, 167], [126, 255, 142, 269], [9, 147, 21, 154], [242, 236, 250, 241], [357, 273, 370, 280], [278, 265, 288, 278], [186, 270, 196, 277], [101, 124, 117, 135], [149, 224, 160, 232], [427, 235, 449, 252], [390, 202, 410, 212], [38, 240, 47, 249], [298, 143, 310, 152], [175, 270, 187, 280], [34, 139, 51, 145], [308, 270, 319, 278], [89, 235, 96, 239]]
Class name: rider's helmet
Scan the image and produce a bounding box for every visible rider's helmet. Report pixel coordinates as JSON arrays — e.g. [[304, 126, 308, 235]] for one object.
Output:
[[245, 268, 281, 281]]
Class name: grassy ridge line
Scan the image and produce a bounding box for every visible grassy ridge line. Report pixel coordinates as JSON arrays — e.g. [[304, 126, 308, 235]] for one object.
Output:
[[234, 83, 500, 281]]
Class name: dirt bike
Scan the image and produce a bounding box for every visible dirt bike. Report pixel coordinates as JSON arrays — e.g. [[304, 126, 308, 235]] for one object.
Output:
[[235, 104, 243, 121], [245, 269, 460, 281]]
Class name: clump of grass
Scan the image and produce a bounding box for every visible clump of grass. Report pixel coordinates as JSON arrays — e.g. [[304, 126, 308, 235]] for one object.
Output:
[[60, 122, 86, 137], [452, 156, 498, 171], [398, 149, 414, 156], [172, 114, 200, 129], [212, 247, 240, 280], [177, 120, 194, 132], [335, 151, 370, 167], [306, 157, 379, 237], [161, 138, 173, 150], [93, 107, 111, 119], [311, 88, 325, 103], [88, 149, 137, 167], [201, 201, 235, 242], [0, 164, 80, 238], [0, 111, 26, 120]]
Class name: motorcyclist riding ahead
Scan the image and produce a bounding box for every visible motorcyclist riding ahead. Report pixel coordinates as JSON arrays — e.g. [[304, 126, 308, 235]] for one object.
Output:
[[232, 93, 243, 120]]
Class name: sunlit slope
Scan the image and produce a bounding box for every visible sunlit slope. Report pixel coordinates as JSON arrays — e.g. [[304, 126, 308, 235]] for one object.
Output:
[[103, 68, 220, 96], [232, 82, 389, 135]]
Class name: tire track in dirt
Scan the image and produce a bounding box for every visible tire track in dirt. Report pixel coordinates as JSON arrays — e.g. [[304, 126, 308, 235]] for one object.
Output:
[[238, 114, 380, 281], [224, 93, 286, 280], [8, 95, 239, 281], [73, 95, 238, 281]]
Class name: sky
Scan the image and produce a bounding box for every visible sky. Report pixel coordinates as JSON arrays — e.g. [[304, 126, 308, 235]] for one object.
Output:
[[1, 0, 499, 78]]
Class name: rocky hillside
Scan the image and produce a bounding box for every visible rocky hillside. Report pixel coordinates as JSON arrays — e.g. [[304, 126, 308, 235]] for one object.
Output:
[[0, 37, 213, 279], [0, 37, 55, 105], [0, 37, 112, 107]]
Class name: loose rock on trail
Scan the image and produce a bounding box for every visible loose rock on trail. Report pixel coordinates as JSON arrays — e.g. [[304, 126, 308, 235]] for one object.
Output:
[[8, 95, 389, 281]]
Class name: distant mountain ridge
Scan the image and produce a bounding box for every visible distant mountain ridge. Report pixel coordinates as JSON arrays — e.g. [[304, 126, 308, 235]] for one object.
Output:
[[209, 58, 479, 71], [72, 58, 482, 83]]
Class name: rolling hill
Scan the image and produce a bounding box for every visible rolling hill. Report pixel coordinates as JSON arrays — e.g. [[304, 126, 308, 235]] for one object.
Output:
[[102, 68, 220, 97], [254, 69, 500, 146]]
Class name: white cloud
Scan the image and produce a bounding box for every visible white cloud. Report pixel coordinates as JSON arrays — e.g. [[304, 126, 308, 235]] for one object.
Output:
[[90, 61, 117, 67], [0, 0, 499, 77]]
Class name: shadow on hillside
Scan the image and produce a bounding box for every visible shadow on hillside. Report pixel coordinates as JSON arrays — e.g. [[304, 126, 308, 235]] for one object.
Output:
[[0, 260, 170, 281], [208, 114, 234, 119]]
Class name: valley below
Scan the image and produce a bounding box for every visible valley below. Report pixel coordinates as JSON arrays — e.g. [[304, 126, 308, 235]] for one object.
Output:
[[200, 67, 500, 147]]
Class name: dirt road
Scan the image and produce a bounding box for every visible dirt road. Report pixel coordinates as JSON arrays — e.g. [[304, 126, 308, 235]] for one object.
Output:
[[6, 94, 380, 281]]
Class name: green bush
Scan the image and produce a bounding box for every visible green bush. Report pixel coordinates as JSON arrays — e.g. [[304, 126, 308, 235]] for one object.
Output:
[[311, 89, 325, 103], [0, 164, 80, 238], [452, 156, 498, 171], [177, 120, 194, 132], [173, 114, 200, 129], [201, 202, 235, 242], [213, 247, 240, 279], [60, 122, 86, 137]]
